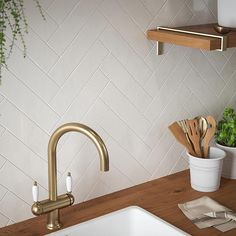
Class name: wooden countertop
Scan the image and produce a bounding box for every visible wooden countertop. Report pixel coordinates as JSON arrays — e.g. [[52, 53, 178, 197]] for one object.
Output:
[[1, 170, 236, 236]]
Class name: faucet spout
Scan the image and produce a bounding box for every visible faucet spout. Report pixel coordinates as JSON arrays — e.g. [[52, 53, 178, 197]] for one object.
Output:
[[48, 123, 109, 201]]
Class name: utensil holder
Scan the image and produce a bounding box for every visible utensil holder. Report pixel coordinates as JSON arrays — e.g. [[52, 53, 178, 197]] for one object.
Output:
[[187, 147, 226, 192]]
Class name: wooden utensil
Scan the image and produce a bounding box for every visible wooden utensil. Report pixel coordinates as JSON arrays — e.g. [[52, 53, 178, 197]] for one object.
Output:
[[177, 120, 192, 145], [186, 119, 202, 157], [168, 122, 196, 156], [195, 116, 208, 140], [195, 116, 208, 155], [203, 115, 216, 158]]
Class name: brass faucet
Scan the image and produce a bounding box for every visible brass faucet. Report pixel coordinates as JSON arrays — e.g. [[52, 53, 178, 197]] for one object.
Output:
[[31, 123, 109, 230]]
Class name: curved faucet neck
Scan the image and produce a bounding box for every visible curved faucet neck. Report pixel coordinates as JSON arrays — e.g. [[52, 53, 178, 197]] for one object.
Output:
[[48, 123, 109, 201]]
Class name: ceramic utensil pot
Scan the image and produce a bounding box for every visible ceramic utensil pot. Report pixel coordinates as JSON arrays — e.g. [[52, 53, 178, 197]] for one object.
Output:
[[187, 147, 226, 192]]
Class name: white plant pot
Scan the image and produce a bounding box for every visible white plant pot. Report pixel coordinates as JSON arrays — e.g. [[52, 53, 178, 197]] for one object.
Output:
[[187, 147, 225, 192], [216, 143, 236, 179], [218, 0, 236, 28]]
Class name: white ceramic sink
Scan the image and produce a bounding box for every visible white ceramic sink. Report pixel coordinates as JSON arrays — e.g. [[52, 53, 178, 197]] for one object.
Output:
[[46, 206, 190, 236]]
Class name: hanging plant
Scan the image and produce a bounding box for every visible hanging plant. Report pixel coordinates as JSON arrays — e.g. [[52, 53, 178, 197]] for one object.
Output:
[[0, 0, 45, 82]]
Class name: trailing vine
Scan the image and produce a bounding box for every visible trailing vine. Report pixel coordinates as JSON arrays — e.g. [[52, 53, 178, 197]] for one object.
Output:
[[0, 0, 45, 82]]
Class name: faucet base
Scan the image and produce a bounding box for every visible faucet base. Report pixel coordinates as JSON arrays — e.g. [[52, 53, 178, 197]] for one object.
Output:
[[47, 209, 62, 230]]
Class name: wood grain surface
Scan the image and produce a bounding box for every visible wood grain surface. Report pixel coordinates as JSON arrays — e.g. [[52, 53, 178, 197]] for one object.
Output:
[[147, 24, 236, 51], [0, 170, 236, 236]]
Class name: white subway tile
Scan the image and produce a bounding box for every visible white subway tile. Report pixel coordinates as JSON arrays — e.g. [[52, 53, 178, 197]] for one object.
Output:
[[145, 57, 191, 122], [144, 46, 188, 98], [58, 69, 109, 125], [0, 185, 7, 201], [85, 180, 111, 201], [221, 50, 236, 83], [0, 131, 49, 189], [24, 0, 58, 41], [0, 71, 60, 133], [0, 125, 5, 137], [50, 41, 109, 115], [186, 49, 225, 96], [144, 131, 174, 173], [85, 100, 151, 165], [118, 0, 152, 32], [99, 164, 133, 192], [58, 140, 101, 194], [48, 0, 103, 54], [106, 138, 150, 184], [12, 28, 59, 73], [6, 46, 59, 103], [0, 191, 32, 222], [47, 0, 79, 25], [100, 54, 152, 112], [73, 159, 100, 203], [184, 69, 219, 116], [149, 0, 185, 28], [0, 212, 10, 228], [0, 161, 48, 205], [100, 25, 152, 86], [49, 11, 107, 85], [151, 141, 184, 179], [0, 100, 49, 159], [39, 0, 55, 9], [100, 0, 153, 58], [144, 92, 191, 148], [141, 0, 167, 16], [0, 155, 6, 170], [101, 83, 151, 139]]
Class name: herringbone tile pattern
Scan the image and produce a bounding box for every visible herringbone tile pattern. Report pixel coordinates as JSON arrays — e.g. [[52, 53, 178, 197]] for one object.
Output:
[[0, 0, 236, 226]]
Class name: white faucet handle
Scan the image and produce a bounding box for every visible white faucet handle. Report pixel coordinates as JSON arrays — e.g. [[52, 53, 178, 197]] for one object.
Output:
[[32, 181, 39, 202], [66, 172, 72, 193]]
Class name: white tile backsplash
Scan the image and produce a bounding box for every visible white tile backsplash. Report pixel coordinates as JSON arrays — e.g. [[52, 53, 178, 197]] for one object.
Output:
[[48, 10, 107, 86], [0, 212, 9, 228], [0, 191, 32, 222], [0, 0, 235, 227], [48, 0, 103, 54]]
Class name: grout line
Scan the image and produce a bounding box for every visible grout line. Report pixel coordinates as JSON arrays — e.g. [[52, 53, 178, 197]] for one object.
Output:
[[99, 81, 151, 141], [97, 9, 153, 74], [184, 51, 225, 97], [0, 95, 52, 136]]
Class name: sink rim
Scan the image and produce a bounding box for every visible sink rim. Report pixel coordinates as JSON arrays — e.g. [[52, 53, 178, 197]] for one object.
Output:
[[47, 205, 190, 236]]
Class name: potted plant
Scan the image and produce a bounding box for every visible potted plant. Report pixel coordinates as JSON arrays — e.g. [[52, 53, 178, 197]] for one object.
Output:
[[216, 107, 236, 179]]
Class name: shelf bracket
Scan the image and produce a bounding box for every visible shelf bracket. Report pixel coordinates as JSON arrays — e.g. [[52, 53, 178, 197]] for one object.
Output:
[[156, 26, 227, 55]]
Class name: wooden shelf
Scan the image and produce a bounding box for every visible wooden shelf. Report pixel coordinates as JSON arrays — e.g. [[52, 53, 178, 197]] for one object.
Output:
[[147, 24, 236, 52]]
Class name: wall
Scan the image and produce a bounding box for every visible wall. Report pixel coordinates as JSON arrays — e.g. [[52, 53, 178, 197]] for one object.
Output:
[[0, 0, 236, 227]]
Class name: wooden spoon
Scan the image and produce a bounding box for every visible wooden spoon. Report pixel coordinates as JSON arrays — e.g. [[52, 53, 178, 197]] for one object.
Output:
[[168, 122, 196, 156], [195, 116, 208, 155], [195, 116, 208, 141], [203, 116, 216, 158], [186, 119, 202, 157]]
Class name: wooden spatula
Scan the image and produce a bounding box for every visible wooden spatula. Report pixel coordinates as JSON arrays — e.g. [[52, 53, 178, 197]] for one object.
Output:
[[168, 122, 196, 156], [186, 119, 202, 157], [203, 115, 216, 158]]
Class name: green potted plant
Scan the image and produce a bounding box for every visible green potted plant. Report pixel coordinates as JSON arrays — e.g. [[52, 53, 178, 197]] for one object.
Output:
[[216, 107, 236, 179]]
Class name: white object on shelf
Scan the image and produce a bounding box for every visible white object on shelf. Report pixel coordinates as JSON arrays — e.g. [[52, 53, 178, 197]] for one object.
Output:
[[32, 181, 39, 202], [218, 0, 236, 28], [66, 172, 72, 193]]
